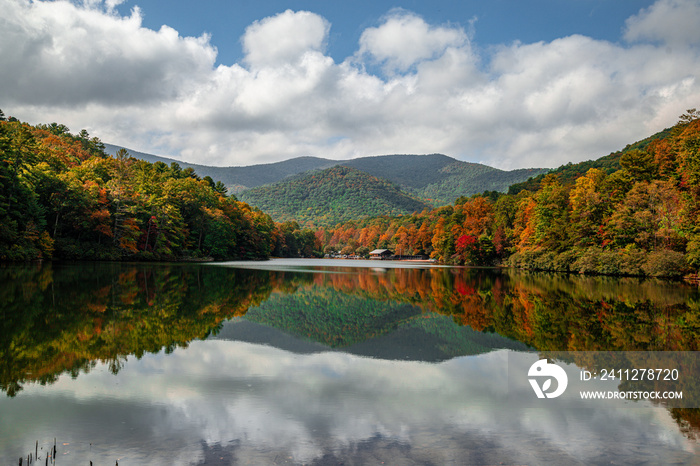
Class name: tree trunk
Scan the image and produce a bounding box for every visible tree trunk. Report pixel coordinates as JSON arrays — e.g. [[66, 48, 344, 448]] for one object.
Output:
[[53, 209, 60, 238]]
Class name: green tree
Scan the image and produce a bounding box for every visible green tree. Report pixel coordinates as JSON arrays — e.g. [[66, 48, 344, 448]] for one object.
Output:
[[620, 149, 656, 183], [569, 168, 608, 247], [532, 174, 570, 251]]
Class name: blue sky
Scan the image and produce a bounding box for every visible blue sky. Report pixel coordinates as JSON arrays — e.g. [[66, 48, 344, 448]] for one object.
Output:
[[116, 0, 659, 66], [1, 0, 699, 169]]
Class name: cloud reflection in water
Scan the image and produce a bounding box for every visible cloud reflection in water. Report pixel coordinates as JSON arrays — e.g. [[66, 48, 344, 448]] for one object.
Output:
[[2, 339, 697, 465]]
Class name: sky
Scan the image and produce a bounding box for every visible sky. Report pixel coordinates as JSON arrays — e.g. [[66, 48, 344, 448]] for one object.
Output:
[[2, 0, 700, 169]]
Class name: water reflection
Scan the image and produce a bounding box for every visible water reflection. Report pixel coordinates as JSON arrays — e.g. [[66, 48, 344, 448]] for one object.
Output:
[[0, 262, 273, 397], [6, 261, 698, 394], [2, 341, 697, 465], [0, 260, 699, 464]]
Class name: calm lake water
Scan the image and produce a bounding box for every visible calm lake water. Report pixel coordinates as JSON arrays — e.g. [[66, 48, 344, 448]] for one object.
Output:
[[1, 259, 699, 465]]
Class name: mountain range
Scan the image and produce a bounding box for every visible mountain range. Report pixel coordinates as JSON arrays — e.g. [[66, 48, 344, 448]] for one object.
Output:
[[103, 144, 548, 225], [104, 144, 544, 200]]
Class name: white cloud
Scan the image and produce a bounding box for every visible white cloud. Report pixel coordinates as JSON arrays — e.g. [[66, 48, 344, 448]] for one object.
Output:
[[2, 0, 700, 170], [357, 10, 469, 73], [79, 0, 125, 13], [624, 0, 700, 47], [242, 9, 330, 68], [104, 0, 126, 12], [0, 0, 215, 106]]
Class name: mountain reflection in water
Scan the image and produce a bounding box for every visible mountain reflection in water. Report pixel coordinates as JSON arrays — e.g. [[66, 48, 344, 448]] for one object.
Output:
[[0, 260, 698, 465]]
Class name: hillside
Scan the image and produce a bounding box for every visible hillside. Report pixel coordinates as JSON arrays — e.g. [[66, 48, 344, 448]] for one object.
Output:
[[417, 162, 546, 205], [104, 143, 336, 192], [239, 165, 430, 227], [314, 116, 700, 277], [0, 121, 276, 261], [340, 154, 548, 205], [104, 145, 547, 203], [507, 126, 674, 194]]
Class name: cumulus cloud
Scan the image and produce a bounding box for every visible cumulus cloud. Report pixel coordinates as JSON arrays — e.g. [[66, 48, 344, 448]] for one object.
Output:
[[357, 10, 470, 73], [624, 0, 700, 47], [0, 0, 215, 106], [243, 9, 330, 68], [2, 0, 700, 169]]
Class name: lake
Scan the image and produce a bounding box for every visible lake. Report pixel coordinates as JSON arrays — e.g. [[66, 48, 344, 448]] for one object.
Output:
[[1, 259, 699, 465]]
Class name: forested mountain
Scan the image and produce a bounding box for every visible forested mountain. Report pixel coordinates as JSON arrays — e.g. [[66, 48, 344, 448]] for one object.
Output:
[[0, 115, 276, 261], [104, 144, 337, 192], [507, 126, 674, 194], [105, 144, 547, 204], [315, 112, 700, 278], [340, 154, 547, 205], [239, 165, 430, 227], [341, 153, 455, 188], [415, 161, 545, 205]]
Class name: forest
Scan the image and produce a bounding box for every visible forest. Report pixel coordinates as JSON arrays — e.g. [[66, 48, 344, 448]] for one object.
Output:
[[237, 154, 547, 219], [240, 165, 430, 227], [317, 112, 700, 278], [3, 108, 700, 278], [0, 111, 277, 261]]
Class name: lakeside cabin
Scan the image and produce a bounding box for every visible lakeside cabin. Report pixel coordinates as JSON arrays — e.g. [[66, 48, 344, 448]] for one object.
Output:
[[369, 249, 393, 259]]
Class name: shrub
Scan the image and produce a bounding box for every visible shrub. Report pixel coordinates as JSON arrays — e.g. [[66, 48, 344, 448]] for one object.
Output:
[[509, 249, 544, 269], [596, 250, 623, 275], [643, 250, 688, 277], [509, 248, 578, 272], [551, 250, 580, 272], [572, 247, 602, 274], [619, 246, 646, 276], [686, 239, 700, 271], [532, 250, 557, 270]]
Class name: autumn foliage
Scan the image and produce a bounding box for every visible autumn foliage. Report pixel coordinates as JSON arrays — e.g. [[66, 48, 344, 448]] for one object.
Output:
[[0, 116, 276, 261], [317, 116, 700, 277], [3, 110, 700, 276]]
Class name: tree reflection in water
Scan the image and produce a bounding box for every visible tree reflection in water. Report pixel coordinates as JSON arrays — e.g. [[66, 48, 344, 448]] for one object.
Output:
[[1, 261, 698, 437]]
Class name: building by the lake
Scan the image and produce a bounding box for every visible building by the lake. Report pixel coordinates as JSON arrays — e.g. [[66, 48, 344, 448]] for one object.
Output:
[[369, 249, 393, 259]]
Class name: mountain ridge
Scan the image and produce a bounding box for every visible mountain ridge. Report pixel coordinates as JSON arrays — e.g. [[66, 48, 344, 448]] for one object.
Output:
[[103, 144, 549, 205], [103, 144, 338, 191]]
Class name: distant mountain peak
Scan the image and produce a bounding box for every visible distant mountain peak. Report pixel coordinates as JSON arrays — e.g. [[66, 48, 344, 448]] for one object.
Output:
[[104, 144, 548, 212]]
